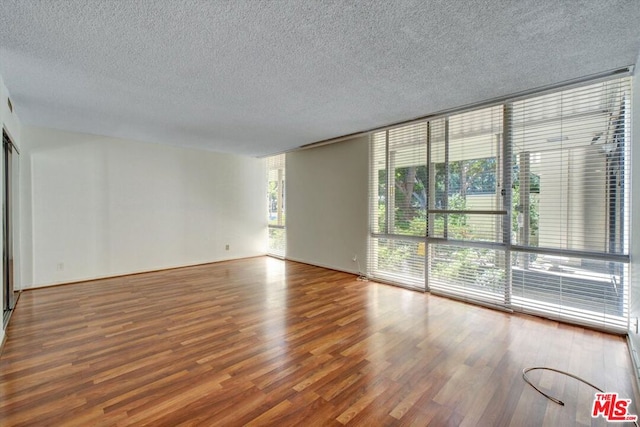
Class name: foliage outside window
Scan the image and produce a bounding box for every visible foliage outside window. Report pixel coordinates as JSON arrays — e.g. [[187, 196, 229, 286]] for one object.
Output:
[[267, 154, 286, 257], [369, 77, 631, 331]]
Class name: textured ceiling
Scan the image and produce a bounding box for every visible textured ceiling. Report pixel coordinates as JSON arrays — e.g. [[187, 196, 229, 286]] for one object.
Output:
[[0, 1, 639, 157]]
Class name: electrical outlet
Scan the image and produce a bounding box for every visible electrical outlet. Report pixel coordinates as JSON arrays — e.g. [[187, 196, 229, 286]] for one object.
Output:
[[225, 244, 230, 251], [352, 255, 357, 262]]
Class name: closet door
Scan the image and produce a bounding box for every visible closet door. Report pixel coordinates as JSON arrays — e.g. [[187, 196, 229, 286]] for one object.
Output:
[[2, 130, 16, 325]]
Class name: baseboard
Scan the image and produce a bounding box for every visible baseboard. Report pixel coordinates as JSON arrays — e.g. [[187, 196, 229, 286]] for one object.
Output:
[[283, 256, 363, 277], [626, 334, 640, 406], [22, 254, 268, 290]]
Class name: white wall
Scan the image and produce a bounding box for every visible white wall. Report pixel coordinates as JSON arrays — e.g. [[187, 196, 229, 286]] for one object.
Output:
[[21, 127, 266, 288], [286, 136, 368, 274]]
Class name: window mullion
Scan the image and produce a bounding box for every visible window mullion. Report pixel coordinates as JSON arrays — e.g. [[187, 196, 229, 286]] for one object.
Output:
[[503, 103, 513, 307], [384, 130, 391, 235], [443, 118, 449, 239]]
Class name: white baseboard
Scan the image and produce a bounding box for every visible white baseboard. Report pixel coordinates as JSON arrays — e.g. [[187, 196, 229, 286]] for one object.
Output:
[[627, 335, 640, 404], [23, 254, 268, 290], [284, 256, 362, 276]]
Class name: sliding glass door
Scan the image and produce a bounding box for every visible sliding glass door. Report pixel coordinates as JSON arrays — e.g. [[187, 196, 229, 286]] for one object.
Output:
[[2, 129, 18, 325]]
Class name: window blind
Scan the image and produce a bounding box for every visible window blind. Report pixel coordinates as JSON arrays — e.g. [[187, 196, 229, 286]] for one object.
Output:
[[267, 154, 286, 258], [427, 106, 506, 306], [509, 78, 631, 330], [368, 122, 427, 289], [429, 107, 504, 243], [367, 75, 631, 332]]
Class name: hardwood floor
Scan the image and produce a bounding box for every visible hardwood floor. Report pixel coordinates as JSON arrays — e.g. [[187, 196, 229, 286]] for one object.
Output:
[[0, 257, 637, 426]]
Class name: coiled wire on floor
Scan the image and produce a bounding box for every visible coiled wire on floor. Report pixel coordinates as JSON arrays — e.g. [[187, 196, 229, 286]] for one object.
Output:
[[522, 366, 639, 427]]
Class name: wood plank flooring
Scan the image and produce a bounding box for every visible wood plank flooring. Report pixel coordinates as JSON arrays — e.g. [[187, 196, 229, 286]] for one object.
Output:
[[0, 257, 637, 426]]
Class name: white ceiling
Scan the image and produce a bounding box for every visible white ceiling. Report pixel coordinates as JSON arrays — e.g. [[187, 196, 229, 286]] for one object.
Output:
[[0, 1, 639, 157]]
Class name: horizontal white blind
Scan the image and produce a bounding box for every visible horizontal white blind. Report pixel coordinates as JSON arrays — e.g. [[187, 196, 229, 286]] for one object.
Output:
[[268, 227, 286, 258], [512, 252, 628, 330], [427, 106, 506, 306], [388, 122, 428, 236], [509, 77, 631, 331], [429, 244, 506, 305], [369, 237, 425, 289], [511, 79, 630, 254], [370, 131, 387, 235], [369, 123, 427, 288], [430, 107, 503, 243], [367, 75, 631, 332]]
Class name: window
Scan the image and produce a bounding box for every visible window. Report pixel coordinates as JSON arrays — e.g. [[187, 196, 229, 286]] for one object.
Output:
[[510, 79, 630, 329], [368, 76, 631, 332], [427, 107, 506, 304], [267, 154, 285, 257], [369, 122, 427, 288]]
